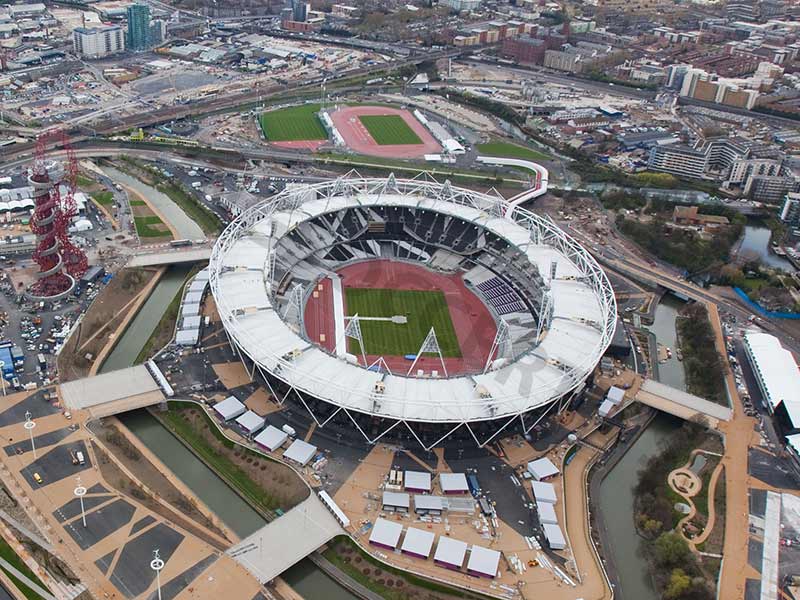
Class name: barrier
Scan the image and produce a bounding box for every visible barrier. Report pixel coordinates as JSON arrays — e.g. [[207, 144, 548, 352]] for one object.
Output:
[[733, 287, 800, 320]]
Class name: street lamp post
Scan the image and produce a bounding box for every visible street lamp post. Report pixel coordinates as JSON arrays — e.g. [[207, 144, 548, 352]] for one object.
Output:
[[74, 477, 87, 527], [23, 411, 36, 459], [151, 549, 164, 600]]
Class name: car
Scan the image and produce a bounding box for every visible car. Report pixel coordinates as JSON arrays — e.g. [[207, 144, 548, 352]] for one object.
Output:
[[33, 472, 42, 484], [64, 411, 72, 420]]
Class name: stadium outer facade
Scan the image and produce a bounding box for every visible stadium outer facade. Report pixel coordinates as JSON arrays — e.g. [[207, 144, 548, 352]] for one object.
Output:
[[209, 173, 617, 449]]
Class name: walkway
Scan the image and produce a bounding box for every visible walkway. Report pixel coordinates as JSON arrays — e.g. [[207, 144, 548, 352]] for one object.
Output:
[[59, 365, 165, 419], [126, 246, 212, 268], [227, 494, 344, 583], [331, 275, 346, 358], [761, 491, 781, 600], [636, 379, 732, 427]]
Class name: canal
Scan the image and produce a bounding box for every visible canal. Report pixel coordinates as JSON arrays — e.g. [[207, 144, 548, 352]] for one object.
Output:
[[597, 296, 687, 600], [101, 265, 356, 598]]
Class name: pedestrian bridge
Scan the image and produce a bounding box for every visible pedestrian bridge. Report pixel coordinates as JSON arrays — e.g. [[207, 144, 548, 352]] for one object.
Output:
[[636, 379, 733, 428], [227, 494, 344, 583], [59, 364, 172, 419], [126, 246, 212, 268]]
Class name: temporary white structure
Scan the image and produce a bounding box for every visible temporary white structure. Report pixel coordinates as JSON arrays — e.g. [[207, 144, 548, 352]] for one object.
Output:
[[213, 396, 246, 421], [467, 545, 501, 578], [531, 481, 557, 504], [283, 439, 317, 466], [400, 527, 435, 558], [543, 523, 566, 550], [527, 457, 559, 481], [254, 425, 288, 451], [404, 470, 432, 493], [369, 518, 403, 549], [606, 386, 625, 404], [433, 537, 468, 569], [236, 410, 266, 436], [382, 491, 411, 511], [536, 501, 558, 525], [439, 472, 469, 494]]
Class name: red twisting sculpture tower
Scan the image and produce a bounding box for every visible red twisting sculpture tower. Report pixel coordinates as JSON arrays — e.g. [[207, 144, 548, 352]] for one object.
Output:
[[27, 130, 88, 300]]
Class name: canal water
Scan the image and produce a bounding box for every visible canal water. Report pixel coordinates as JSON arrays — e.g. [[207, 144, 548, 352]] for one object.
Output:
[[597, 296, 688, 600], [100, 165, 205, 240], [101, 265, 355, 598], [739, 225, 794, 271]]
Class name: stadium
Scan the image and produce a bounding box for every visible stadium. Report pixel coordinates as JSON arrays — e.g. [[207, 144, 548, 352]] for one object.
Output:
[[209, 174, 616, 449]]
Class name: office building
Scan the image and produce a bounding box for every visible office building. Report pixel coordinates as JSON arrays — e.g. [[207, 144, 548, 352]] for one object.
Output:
[[73, 25, 125, 59], [441, 0, 482, 11], [126, 3, 151, 52], [780, 193, 800, 227]]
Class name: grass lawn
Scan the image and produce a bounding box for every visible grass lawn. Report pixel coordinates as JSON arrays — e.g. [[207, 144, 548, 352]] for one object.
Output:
[[155, 180, 221, 235], [477, 139, 550, 161], [91, 191, 114, 206], [344, 288, 461, 357], [259, 103, 327, 141], [129, 199, 146, 206], [0, 536, 51, 600], [134, 215, 169, 238], [359, 115, 422, 145]]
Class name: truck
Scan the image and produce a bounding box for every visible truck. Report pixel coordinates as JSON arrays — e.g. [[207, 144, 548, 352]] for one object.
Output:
[[282, 424, 296, 437], [467, 474, 481, 497], [37, 353, 47, 373]]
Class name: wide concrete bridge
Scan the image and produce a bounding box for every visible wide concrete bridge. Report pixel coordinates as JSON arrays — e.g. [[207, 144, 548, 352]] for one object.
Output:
[[636, 378, 733, 428], [126, 246, 212, 268]]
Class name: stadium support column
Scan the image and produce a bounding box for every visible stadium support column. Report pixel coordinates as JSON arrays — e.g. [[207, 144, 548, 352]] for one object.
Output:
[[407, 327, 447, 378]]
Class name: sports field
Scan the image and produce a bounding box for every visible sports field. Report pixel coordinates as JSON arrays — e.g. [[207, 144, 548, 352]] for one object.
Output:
[[358, 115, 423, 146], [476, 139, 550, 161], [259, 103, 327, 141], [344, 288, 461, 357]]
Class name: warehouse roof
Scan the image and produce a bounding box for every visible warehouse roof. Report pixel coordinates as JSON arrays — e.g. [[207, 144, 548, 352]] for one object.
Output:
[[414, 495, 445, 511], [283, 439, 317, 466], [606, 386, 625, 404], [382, 491, 410, 509], [369, 518, 403, 548], [467, 545, 501, 577], [543, 523, 566, 549], [236, 410, 265, 433], [536, 501, 559, 525], [405, 470, 432, 491], [527, 457, 560, 480], [744, 331, 800, 424], [213, 396, 246, 421], [439, 473, 469, 493], [434, 537, 468, 568], [401, 527, 435, 557], [254, 425, 288, 451]]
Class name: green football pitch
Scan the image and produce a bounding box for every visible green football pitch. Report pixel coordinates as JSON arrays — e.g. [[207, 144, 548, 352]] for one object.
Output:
[[344, 288, 461, 357], [259, 103, 328, 141], [358, 115, 423, 146]]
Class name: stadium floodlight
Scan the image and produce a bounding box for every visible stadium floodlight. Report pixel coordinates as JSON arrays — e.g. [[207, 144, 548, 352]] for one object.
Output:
[[407, 327, 447, 378], [283, 283, 305, 331], [343, 314, 368, 367], [367, 356, 393, 375], [484, 319, 511, 374]]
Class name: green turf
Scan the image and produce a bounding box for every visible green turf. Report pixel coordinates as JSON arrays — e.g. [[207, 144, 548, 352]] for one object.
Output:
[[359, 115, 422, 145], [476, 139, 550, 161], [133, 215, 169, 238], [344, 288, 461, 357], [91, 191, 114, 206], [259, 103, 327, 141]]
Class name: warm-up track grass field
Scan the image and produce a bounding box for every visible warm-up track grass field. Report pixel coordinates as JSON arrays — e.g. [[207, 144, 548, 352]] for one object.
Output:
[[358, 115, 423, 145], [344, 288, 462, 357], [259, 103, 327, 141]]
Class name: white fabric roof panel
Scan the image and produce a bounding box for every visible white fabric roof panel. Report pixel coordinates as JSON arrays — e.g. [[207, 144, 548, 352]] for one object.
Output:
[[236, 410, 266, 433], [382, 491, 410, 509], [531, 481, 557, 504], [405, 471, 432, 491], [182, 303, 201, 317], [212, 182, 615, 424], [254, 425, 288, 451], [434, 537, 468, 568], [527, 457, 559, 480], [536, 501, 559, 525], [369, 518, 403, 548], [401, 527, 435, 557], [283, 439, 318, 466], [213, 396, 246, 421], [439, 473, 469, 493], [467, 545, 501, 577], [744, 332, 800, 423], [414, 495, 445, 511], [183, 291, 204, 305], [543, 523, 566, 550]]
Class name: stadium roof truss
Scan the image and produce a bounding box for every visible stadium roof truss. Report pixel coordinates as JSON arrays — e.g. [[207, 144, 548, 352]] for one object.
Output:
[[210, 173, 616, 448]]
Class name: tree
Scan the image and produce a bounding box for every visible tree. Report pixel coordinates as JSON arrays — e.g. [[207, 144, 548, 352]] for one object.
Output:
[[665, 569, 691, 599], [654, 532, 691, 568]]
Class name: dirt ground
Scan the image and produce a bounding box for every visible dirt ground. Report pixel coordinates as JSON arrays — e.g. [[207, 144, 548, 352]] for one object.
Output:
[[171, 406, 309, 511], [212, 362, 251, 389], [57, 267, 159, 381]]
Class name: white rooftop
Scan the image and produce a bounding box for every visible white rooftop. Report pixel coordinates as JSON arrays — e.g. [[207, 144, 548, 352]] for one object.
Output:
[[283, 439, 318, 466], [536, 501, 559, 525], [210, 179, 616, 424], [213, 395, 246, 421], [527, 457, 560, 480], [405, 470, 432, 491], [439, 472, 469, 493], [414, 495, 445, 511], [531, 481, 557, 504], [369, 518, 403, 548], [744, 331, 800, 424], [467, 545, 501, 577], [434, 537, 468, 567], [236, 410, 265, 433], [606, 386, 625, 404], [382, 491, 410, 509], [254, 425, 288, 451], [401, 527, 435, 557], [543, 523, 566, 550]]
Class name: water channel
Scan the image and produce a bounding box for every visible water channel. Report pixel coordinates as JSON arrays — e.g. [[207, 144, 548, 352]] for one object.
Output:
[[100, 165, 205, 240], [100, 265, 355, 598], [739, 225, 794, 272], [597, 296, 687, 600]]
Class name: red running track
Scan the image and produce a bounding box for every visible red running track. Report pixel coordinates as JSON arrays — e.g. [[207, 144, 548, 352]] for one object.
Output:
[[329, 105, 441, 159], [303, 260, 497, 376]]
